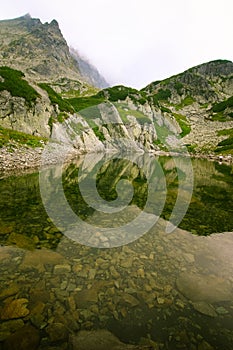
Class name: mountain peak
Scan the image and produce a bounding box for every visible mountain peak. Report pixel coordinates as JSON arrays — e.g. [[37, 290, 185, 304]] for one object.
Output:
[[22, 13, 31, 19]]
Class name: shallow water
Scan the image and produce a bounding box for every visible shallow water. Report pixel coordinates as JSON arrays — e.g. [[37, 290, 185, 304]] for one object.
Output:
[[0, 155, 233, 349]]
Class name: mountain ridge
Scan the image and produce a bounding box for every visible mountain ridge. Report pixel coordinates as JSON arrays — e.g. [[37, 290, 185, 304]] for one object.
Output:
[[0, 14, 108, 88]]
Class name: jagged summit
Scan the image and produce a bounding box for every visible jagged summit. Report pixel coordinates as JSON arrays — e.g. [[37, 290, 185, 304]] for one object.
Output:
[[0, 15, 108, 87], [21, 13, 31, 19]]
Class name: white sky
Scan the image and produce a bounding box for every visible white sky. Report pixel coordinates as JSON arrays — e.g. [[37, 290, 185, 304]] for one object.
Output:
[[1, 0, 233, 89]]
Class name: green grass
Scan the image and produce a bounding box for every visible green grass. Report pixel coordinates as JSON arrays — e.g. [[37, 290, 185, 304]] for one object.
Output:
[[0, 126, 47, 148], [62, 85, 99, 98], [175, 96, 195, 110], [215, 139, 233, 154], [92, 126, 105, 141], [217, 129, 233, 137], [153, 89, 171, 105], [0, 66, 39, 105], [99, 85, 148, 105], [174, 82, 184, 95], [172, 113, 191, 137], [215, 129, 233, 154], [212, 96, 233, 113], [160, 106, 172, 113], [67, 95, 105, 112], [38, 83, 74, 113], [185, 144, 197, 153], [115, 103, 151, 124], [211, 113, 228, 122]]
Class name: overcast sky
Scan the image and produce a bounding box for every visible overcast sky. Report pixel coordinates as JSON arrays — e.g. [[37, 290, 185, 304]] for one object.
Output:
[[1, 0, 233, 88]]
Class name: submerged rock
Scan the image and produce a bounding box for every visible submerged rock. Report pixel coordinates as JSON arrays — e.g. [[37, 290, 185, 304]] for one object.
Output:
[[70, 329, 153, 350], [176, 272, 233, 302], [3, 325, 40, 350], [0, 299, 29, 320], [192, 301, 217, 317], [46, 322, 69, 342]]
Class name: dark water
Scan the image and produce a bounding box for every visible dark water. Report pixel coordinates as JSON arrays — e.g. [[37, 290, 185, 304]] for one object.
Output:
[[0, 155, 233, 349]]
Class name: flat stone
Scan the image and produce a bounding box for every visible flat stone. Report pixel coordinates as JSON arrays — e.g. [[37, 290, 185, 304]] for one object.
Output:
[[3, 325, 40, 350], [46, 322, 69, 342], [7, 232, 35, 250], [74, 288, 98, 308], [121, 293, 140, 307], [20, 248, 67, 272], [70, 329, 152, 350], [192, 302, 217, 317], [176, 272, 233, 302], [75, 280, 111, 308], [0, 284, 19, 300], [1, 299, 29, 320], [0, 319, 24, 341]]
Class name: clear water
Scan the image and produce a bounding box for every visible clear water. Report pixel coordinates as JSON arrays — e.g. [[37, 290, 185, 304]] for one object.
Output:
[[0, 155, 233, 349]]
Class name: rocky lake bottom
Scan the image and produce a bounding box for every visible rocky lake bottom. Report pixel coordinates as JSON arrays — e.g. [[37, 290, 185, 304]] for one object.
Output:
[[0, 155, 233, 350]]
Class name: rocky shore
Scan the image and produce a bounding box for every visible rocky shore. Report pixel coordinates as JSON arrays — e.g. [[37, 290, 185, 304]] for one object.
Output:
[[0, 144, 78, 178], [0, 145, 232, 179]]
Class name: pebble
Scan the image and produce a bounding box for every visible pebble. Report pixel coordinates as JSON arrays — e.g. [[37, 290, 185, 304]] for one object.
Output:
[[54, 264, 71, 274]]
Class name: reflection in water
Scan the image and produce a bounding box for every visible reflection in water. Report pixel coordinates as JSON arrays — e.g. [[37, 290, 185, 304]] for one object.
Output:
[[0, 155, 233, 349]]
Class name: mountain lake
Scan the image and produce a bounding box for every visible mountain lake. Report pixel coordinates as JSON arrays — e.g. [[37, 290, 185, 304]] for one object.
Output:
[[0, 154, 233, 350]]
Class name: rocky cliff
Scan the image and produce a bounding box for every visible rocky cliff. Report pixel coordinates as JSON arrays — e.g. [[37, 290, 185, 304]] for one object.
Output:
[[70, 48, 109, 89]]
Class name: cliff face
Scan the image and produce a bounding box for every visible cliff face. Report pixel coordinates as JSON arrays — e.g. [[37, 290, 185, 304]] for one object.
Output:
[[142, 59, 233, 153], [0, 14, 81, 81], [70, 48, 109, 89], [0, 15, 109, 138]]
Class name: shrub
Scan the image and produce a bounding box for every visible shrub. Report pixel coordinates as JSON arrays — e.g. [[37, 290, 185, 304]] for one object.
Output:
[[153, 89, 171, 104], [174, 82, 184, 95], [212, 96, 233, 113]]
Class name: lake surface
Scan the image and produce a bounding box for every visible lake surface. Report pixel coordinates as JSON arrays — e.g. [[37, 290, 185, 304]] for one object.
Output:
[[0, 155, 233, 349]]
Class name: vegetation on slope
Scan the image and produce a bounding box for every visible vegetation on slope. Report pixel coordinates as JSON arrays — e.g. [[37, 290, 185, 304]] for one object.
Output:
[[172, 113, 191, 137], [0, 125, 46, 148], [0, 66, 39, 104], [215, 129, 233, 154], [101, 86, 148, 105], [212, 96, 233, 113], [38, 83, 74, 113]]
